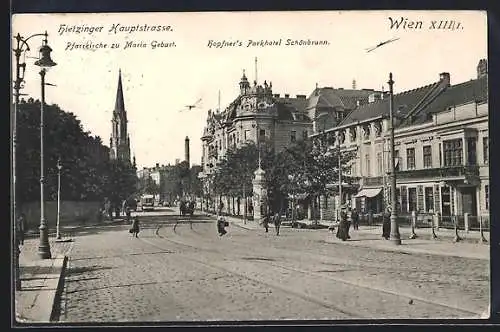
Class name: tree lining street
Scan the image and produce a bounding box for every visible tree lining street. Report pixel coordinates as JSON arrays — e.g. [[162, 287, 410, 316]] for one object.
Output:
[[56, 209, 489, 322]]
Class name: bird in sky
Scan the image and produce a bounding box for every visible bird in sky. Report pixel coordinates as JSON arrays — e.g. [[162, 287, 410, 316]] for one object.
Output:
[[178, 97, 203, 112], [365, 37, 400, 52]]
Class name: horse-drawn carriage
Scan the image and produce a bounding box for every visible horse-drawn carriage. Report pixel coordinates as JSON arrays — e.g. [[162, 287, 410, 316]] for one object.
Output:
[[179, 200, 195, 216]]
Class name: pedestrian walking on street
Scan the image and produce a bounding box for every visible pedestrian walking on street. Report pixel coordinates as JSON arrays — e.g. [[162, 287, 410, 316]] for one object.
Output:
[[382, 207, 391, 240], [261, 213, 270, 233], [130, 216, 140, 238], [273, 212, 282, 236], [352, 208, 359, 230], [16, 213, 27, 246], [217, 214, 227, 236], [336, 208, 349, 241]]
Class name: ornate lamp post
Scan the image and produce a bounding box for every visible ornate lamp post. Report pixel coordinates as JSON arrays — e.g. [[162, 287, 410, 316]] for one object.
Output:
[[12, 31, 53, 289], [388, 73, 401, 245], [35, 36, 57, 258]]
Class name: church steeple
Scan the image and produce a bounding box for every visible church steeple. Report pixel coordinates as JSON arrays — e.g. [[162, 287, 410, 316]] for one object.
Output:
[[110, 69, 131, 162], [115, 69, 125, 114]]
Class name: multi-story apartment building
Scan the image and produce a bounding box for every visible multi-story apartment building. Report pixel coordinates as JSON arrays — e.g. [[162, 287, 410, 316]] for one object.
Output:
[[200, 71, 379, 177], [199, 70, 381, 215], [312, 60, 488, 223]]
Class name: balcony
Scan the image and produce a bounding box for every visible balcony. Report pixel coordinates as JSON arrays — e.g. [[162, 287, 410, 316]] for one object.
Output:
[[395, 165, 479, 182]]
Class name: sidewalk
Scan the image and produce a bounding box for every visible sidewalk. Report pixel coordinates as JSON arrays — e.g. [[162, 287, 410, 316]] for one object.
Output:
[[215, 213, 490, 260], [14, 233, 76, 324], [323, 227, 489, 260]]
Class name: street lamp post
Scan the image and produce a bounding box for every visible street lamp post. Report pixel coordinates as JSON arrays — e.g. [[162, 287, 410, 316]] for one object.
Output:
[[388, 73, 401, 245], [56, 158, 62, 240], [35, 36, 57, 259], [12, 31, 53, 289]]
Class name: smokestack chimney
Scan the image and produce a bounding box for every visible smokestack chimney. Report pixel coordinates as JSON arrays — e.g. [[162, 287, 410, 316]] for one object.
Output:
[[439, 72, 451, 86], [185, 136, 190, 167]]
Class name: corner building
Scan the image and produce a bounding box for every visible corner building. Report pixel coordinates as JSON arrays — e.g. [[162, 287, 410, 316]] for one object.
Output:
[[200, 70, 380, 214], [312, 60, 489, 228]]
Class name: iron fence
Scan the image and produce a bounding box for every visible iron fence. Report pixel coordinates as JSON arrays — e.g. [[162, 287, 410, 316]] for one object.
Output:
[[357, 212, 490, 232]]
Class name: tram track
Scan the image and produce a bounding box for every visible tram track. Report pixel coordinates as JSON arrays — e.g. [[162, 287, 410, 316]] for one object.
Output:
[[138, 224, 363, 319], [169, 219, 482, 281], [161, 219, 482, 318]]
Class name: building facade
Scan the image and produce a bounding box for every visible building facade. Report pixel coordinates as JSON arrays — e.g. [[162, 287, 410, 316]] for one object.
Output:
[[199, 70, 383, 215], [312, 60, 489, 225], [200, 71, 378, 176], [109, 70, 131, 162]]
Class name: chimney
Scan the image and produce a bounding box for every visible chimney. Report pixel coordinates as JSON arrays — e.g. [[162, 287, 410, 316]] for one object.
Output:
[[185, 136, 190, 167], [284, 94, 290, 98], [439, 72, 451, 86]]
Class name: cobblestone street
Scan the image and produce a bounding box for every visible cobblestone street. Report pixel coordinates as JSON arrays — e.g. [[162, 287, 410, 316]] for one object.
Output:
[[56, 209, 490, 322]]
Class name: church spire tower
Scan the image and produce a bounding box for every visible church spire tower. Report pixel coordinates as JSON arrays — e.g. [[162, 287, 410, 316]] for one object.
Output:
[[109, 69, 131, 162]]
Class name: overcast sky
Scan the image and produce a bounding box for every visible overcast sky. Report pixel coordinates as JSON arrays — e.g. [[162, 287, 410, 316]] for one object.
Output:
[[12, 10, 487, 169]]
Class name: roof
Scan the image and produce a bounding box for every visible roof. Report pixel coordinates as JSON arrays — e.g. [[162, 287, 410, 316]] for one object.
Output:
[[277, 97, 308, 113], [339, 81, 442, 127], [403, 76, 488, 127], [276, 97, 309, 121], [307, 87, 376, 111]]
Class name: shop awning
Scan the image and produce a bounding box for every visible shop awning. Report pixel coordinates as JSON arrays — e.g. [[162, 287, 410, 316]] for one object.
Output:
[[354, 188, 382, 198]]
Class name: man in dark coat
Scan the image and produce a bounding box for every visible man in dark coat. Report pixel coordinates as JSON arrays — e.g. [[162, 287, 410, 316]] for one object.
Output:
[[17, 213, 27, 246], [217, 214, 227, 236], [273, 212, 282, 236], [352, 208, 360, 230], [382, 208, 391, 240], [131, 216, 140, 238], [262, 213, 270, 233]]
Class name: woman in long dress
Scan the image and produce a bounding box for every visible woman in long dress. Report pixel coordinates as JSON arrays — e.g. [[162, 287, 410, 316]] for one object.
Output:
[[336, 209, 348, 241]]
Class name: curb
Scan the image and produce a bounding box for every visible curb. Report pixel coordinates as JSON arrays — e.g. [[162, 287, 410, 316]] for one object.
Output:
[[324, 237, 489, 260], [50, 255, 68, 322]]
